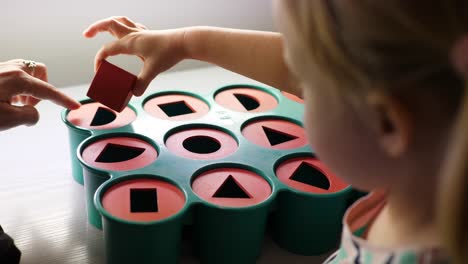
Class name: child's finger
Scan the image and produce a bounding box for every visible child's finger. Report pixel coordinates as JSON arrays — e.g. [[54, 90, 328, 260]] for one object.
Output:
[[114, 16, 137, 28], [83, 17, 135, 39], [0, 103, 39, 129], [133, 60, 158, 96], [135, 23, 148, 30], [116, 16, 147, 31], [94, 41, 130, 72], [83, 17, 112, 37]]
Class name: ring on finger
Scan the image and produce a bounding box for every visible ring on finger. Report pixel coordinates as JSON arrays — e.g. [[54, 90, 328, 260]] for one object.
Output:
[[23, 60, 37, 76]]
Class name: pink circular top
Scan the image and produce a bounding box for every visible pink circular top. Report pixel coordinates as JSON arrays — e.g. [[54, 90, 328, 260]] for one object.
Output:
[[102, 178, 185, 222], [144, 94, 209, 121], [81, 137, 158, 171], [276, 157, 349, 194], [214, 87, 278, 112], [242, 119, 307, 149], [166, 128, 238, 160], [67, 102, 136, 130], [282, 91, 304, 103], [192, 167, 271, 207]]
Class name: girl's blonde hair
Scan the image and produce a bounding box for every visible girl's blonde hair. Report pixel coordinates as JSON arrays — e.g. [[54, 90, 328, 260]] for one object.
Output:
[[282, 1, 468, 262]]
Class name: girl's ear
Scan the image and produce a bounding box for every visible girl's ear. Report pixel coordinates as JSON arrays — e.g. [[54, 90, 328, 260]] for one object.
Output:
[[366, 92, 413, 157]]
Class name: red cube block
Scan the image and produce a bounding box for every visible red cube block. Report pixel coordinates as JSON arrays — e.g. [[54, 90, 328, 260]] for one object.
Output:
[[87, 60, 137, 112]]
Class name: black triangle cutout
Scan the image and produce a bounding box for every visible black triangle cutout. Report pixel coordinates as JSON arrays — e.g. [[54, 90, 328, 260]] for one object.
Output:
[[95, 143, 145, 163], [90, 107, 117, 126], [213, 175, 251, 198], [262, 126, 298, 146], [290, 162, 330, 190], [234, 93, 260, 111]]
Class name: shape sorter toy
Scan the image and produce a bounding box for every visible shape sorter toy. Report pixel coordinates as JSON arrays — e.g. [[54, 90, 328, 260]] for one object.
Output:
[[62, 67, 364, 264]]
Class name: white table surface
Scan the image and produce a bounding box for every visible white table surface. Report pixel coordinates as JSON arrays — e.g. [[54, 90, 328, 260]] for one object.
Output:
[[0, 66, 329, 264]]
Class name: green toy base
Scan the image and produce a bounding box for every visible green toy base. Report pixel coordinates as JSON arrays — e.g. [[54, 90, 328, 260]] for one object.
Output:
[[62, 82, 357, 264]]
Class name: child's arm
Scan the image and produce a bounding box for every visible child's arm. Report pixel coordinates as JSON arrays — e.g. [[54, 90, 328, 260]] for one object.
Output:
[[184, 27, 298, 94], [83, 17, 300, 97]]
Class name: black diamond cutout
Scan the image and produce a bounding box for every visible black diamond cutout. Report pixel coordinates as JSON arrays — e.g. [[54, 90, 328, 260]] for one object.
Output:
[[262, 126, 298, 146], [290, 162, 330, 190], [90, 107, 117, 126], [234, 93, 260, 111], [158, 100, 194, 117], [130, 188, 158, 213], [95, 143, 145, 163], [213, 175, 251, 198]]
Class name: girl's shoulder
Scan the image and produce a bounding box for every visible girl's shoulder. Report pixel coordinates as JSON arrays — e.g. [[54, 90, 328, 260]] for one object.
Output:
[[323, 192, 450, 264]]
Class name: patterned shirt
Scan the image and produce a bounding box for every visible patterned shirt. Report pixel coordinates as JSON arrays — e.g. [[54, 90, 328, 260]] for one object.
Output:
[[324, 192, 449, 264]]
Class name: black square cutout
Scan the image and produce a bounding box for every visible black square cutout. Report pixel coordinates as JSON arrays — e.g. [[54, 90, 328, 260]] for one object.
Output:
[[130, 188, 158, 213], [158, 101, 194, 117]]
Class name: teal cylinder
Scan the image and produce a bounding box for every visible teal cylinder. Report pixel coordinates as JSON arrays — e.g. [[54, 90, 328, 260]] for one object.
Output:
[[65, 126, 91, 185], [272, 189, 352, 255], [193, 203, 271, 264], [102, 217, 184, 264], [83, 168, 110, 229], [95, 176, 187, 264]]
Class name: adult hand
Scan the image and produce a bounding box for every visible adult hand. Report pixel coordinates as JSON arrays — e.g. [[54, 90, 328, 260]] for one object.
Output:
[[83, 16, 187, 96], [0, 59, 81, 131]]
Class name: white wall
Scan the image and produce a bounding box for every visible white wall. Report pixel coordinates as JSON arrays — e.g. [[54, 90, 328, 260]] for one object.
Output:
[[1, 0, 274, 87]]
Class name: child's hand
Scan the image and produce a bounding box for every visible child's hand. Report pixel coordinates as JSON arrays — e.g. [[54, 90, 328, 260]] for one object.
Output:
[[0, 59, 81, 131], [84, 16, 298, 96], [83, 16, 187, 96]]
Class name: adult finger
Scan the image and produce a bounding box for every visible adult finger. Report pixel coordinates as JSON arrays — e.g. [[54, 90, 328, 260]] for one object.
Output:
[[0, 103, 39, 130], [13, 76, 80, 110], [9, 95, 40, 107], [28, 62, 48, 82], [14, 95, 35, 106], [10, 95, 19, 104], [25, 96, 40, 106], [8, 59, 49, 82], [83, 17, 136, 39], [19, 95, 28, 104]]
